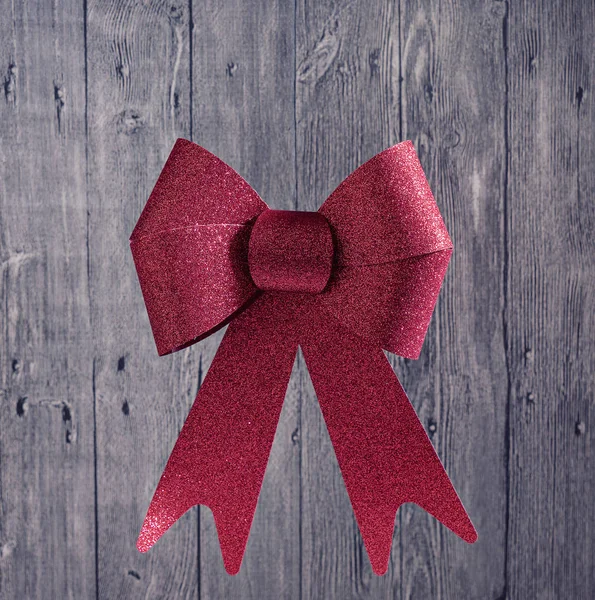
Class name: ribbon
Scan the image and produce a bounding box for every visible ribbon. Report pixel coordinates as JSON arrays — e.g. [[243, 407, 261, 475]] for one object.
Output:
[[130, 138, 477, 575]]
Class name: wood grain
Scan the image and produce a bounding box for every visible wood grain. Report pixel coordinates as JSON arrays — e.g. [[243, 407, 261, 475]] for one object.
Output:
[[398, 1, 508, 598], [0, 1, 94, 599], [296, 1, 402, 597], [190, 1, 300, 598], [506, 2, 595, 598], [86, 0, 198, 598], [0, 0, 594, 598]]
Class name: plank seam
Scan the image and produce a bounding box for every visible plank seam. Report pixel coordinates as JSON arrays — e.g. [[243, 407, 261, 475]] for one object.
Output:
[[82, 0, 99, 596], [501, 2, 511, 599], [92, 359, 99, 600]]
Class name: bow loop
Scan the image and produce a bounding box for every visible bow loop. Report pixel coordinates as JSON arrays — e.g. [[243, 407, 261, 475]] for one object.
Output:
[[316, 249, 452, 359], [131, 223, 259, 355], [316, 141, 453, 358], [319, 141, 452, 265], [131, 139, 267, 240], [130, 139, 267, 355]]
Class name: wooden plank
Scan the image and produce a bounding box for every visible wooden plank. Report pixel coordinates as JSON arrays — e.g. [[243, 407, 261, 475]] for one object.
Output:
[[0, 2, 593, 598], [398, 1, 508, 598], [506, 1, 595, 598], [86, 1, 198, 598], [296, 1, 403, 597], [190, 1, 301, 597], [0, 2, 95, 599]]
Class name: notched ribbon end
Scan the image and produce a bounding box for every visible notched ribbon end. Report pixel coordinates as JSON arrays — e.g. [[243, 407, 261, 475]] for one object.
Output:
[[222, 560, 242, 577], [417, 493, 478, 546], [136, 532, 152, 554], [136, 491, 254, 576], [361, 500, 477, 575], [434, 494, 478, 545], [362, 510, 398, 576], [458, 518, 479, 544], [136, 525, 158, 554], [135, 506, 248, 576], [136, 491, 194, 555], [373, 564, 390, 577], [136, 508, 172, 554]]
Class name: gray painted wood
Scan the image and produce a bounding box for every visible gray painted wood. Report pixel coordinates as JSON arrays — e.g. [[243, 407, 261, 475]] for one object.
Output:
[[86, 1, 198, 598], [398, 1, 508, 598], [0, 0, 594, 598], [506, 2, 595, 599], [0, 1, 95, 599], [296, 1, 403, 597]]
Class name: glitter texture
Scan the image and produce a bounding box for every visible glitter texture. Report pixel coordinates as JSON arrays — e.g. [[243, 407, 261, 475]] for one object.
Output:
[[249, 210, 333, 293], [131, 138, 477, 576]]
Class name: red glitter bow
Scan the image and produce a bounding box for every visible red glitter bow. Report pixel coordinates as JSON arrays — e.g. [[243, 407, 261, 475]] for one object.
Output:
[[131, 138, 477, 575]]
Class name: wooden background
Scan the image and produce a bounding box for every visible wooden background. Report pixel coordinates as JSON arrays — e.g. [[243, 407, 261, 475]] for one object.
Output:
[[0, 0, 593, 598]]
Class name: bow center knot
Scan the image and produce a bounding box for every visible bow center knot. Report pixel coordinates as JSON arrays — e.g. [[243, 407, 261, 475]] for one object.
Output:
[[248, 210, 334, 293]]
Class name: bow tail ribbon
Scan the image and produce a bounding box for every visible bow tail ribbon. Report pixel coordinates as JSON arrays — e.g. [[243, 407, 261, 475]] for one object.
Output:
[[138, 295, 475, 575], [301, 309, 477, 574], [137, 295, 300, 574]]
